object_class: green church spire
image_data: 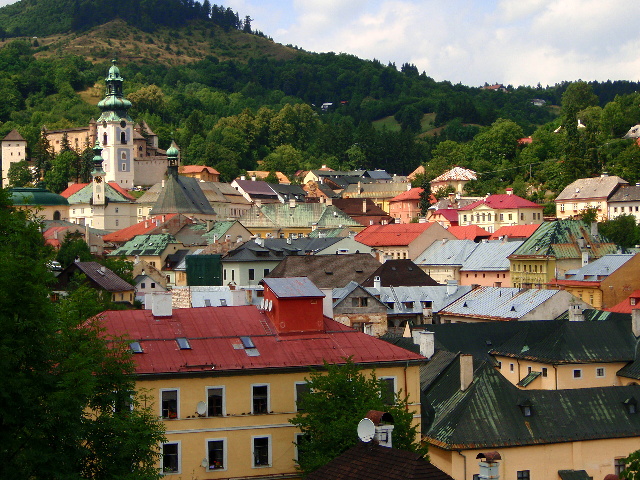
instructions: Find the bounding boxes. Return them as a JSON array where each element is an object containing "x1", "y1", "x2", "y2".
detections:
[{"x1": 97, "y1": 60, "x2": 132, "y2": 122}]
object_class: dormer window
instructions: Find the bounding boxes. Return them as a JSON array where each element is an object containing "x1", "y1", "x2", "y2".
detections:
[
  {"x1": 518, "y1": 399, "x2": 533, "y2": 417},
  {"x1": 624, "y1": 397, "x2": 637, "y2": 414}
]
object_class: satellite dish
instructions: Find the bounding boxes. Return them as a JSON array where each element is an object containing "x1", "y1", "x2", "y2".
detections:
[
  {"x1": 201, "y1": 457, "x2": 208, "y2": 468},
  {"x1": 260, "y1": 298, "x2": 265, "y2": 311},
  {"x1": 357, "y1": 418, "x2": 376, "y2": 442},
  {"x1": 196, "y1": 401, "x2": 206, "y2": 416},
  {"x1": 267, "y1": 299, "x2": 273, "y2": 311}
]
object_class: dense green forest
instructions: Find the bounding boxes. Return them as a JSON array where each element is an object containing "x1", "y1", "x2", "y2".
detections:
[{"x1": 1, "y1": 0, "x2": 640, "y2": 205}]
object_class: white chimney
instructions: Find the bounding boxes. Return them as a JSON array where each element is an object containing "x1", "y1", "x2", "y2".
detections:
[
  {"x1": 506, "y1": 188, "x2": 513, "y2": 195},
  {"x1": 255, "y1": 199, "x2": 262, "y2": 208},
  {"x1": 289, "y1": 198, "x2": 296, "y2": 208},
  {"x1": 326, "y1": 197, "x2": 333, "y2": 206},
  {"x1": 477, "y1": 452, "x2": 501, "y2": 480},
  {"x1": 419, "y1": 330, "x2": 435, "y2": 359},
  {"x1": 241, "y1": 175, "x2": 246, "y2": 180},
  {"x1": 460, "y1": 354, "x2": 473, "y2": 391},
  {"x1": 568, "y1": 302, "x2": 584, "y2": 322},
  {"x1": 362, "y1": 199, "x2": 367, "y2": 213},
  {"x1": 446, "y1": 279, "x2": 458, "y2": 295},
  {"x1": 374, "y1": 276, "x2": 381, "y2": 290},
  {"x1": 581, "y1": 251, "x2": 589, "y2": 266},
  {"x1": 150, "y1": 292, "x2": 173, "y2": 318},
  {"x1": 633, "y1": 308, "x2": 640, "y2": 337}
]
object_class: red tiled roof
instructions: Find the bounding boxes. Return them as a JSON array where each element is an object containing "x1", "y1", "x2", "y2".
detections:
[
  {"x1": 108, "y1": 182, "x2": 136, "y2": 201},
  {"x1": 60, "y1": 183, "x2": 86, "y2": 198},
  {"x1": 459, "y1": 193, "x2": 541, "y2": 211},
  {"x1": 430, "y1": 209, "x2": 459, "y2": 223},
  {"x1": 390, "y1": 187, "x2": 422, "y2": 202},
  {"x1": 355, "y1": 223, "x2": 435, "y2": 247},
  {"x1": 102, "y1": 213, "x2": 178, "y2": 243},
  {"x1": 518, "y1": 137, "x2": 533, "y2": 144},
  {"x1": 606, "y1": 290, "x2": 640, "y2": 314},
  {"x1": 447, "y1": 225, "x2": 490, "y2": 240},
  {"x1": 100, "y1": 306, "x2": 423, "y2": 375},
  {"x1": 489, "y1": 224, "x2": 541, "y2": 240},
  {"x1": 179, "y1": 165, "x2": 220, "y2": 175}
]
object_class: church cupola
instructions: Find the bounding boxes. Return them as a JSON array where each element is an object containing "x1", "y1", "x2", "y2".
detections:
[
  {"x1": 97, "y1": 60, "x2": 132, "y2": 123},
  {"x1": 91, "y1": 141, "x2": 106, "y2": 206},
  {"x1": 166, "y1": 141, "x2": 180, "y2": 178}
]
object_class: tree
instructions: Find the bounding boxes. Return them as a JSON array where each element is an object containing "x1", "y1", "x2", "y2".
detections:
[
  {"x1": 44, "y1": 150, "x2": 76, "y2": 193},
  {"x1": 419, "y1": 174, "x2": 431, "y2": 216},
  {"x1": 289, "y1": 358, "x2": 425, "y2": 475},
  {"x1": 623, "y1": 449, "x2": 640, "y2": 479},
  {"x1": 598, "y1": 214, "x2": 640, "y2": 249},
  {"x1": 0, "y1": 187, "x2": 165, "y2": 479},
  {"x1": 56, "y1": 231, "x2": 92, "y2": 268},
  {"x1": 7, "y1": 160, "x2": 33, "y2": 187}
]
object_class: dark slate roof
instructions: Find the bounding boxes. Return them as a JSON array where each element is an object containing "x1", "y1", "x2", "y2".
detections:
[
  {"x1": 558, "y1": 470, "x2": 592, "y2": 480},
  {"x1": 609, "y1": 184, "x2": 640, "y2": 203},
  {"x1": 305, "y1": 441, "x2": 453, "y2": 480},
  {"x1": 72, "y1": 261, "x2": 133, "y2": 292},
  {"x1": 262, "y1": 277, "x2": 325, "y2": 298},
  {"x1": 269, "y1": 182, "x2": 306, "y2": 201},
  {"x1": 379, "y1": 333, "x2": 421, "y2": 354},
  {"x1": 223, "y1": 237, "x2": 344, "y2": 262},
  {"x1": 419, "y1": 350, "x2": 458, "y2": 391},
  {"x1": 423, "y1": 360, "x2": 640, "y2": 448},
  {"x1": 361, "y1": 259, "x2": 440, "y2": 287},
  {"x1": 617, "y1": 357, "x2": 640, "y2": 380},
  {"x1": 266, "y1": 253, "x2": 381, "y2": 289},
  {"x1": 150, "y1": 175, "x2": 216, "y2": 215}
]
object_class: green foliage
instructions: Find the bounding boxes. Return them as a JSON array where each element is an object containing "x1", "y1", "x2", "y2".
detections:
[
  {"x1": 579, "y1": 207, "x2": 598, "y2": 224},
  {"x1": 433, "y1": 184, "x2": 456, "y2": 199},
  {"x1": 56, "y1": 231, "x2": 92, "y2": 267},
  {"x1": 7, "y1": 160, "x2": 33, "y2": 187},
  {"x1": 598, "y1": 214, "x2": 640, "y2": 249},
  {"x1": 623, "y1": 450, "x2": 640, "y2": 480},
  {"x1": 0, "y1": 187, "x2": 164, "y2": 479},
  {"x1": 289, "y1": 358, "x2": 426, "y2": 475},
  {"x1": 419, "y1": 174, "x2": 432, "y2": 215},
  {"x1": 100, "y1": 255, "x2": 135, "y2": 286}
]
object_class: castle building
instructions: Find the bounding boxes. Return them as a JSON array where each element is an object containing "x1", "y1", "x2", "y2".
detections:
[{"x1": 1, "y1": 129, "x2": 28, "y2": 187}]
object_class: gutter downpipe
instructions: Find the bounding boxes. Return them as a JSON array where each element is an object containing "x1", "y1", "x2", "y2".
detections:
[
  {"x1": 404, "y1": 361, "x2": 409, "y2": 411},
  {"x1": 553, "y1": 364, "x2": 558, "y2": 390},
  {"x1": 457, "y1": 450, "x2": 468, "y2": 480}
]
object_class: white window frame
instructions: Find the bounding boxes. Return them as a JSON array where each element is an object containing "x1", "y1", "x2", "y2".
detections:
[
  {"x1": 294, "y1": 381, "x2": 310, "y2": 412},
  {"x1": 251, "y1": 383, "x2": 270, "y2": 414},
  {"x1": 294, "y1": 432, "x2": 305, "y2": 462},
  {"x1": 161, "y1": 441, "x2": 181, "y2": 474},
  {"x1": 596, "y1": 367, "x2": 606, "y2": 378},
  {"x1": 160, "y1": 388, "x2": 179, "y2": 419},
  {"x1": 206, "y1": 385, "x2": 225, "y2": 417},
  {"x1": 379, "y1": 376, "x2": 397, "y2": 405},
  {"x1": 573, "y1": 369, "x2": 583, "y2": 379},
  {"x1": 206, "y1": 437, "x2": 227, "y2": 472},
  {"x1": 252, "y1": 434, "x2": 272, "y2": 468}
]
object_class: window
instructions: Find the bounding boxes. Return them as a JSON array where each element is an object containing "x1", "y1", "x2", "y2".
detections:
[
  {"x1": 527, "y1": 366, "x2": 532, "y2": 374},
  {"x1": 542, "y1": 367, "x2": 548, "y2": 378},
  {"x1": 352, "y1": 297, "x2": 368, "y2": 307},
  {"x1": 162, "y1": 442, "x2": 180, "y2": 474},
  {"x1": 573, "y1": 369, "x2": 582, "y2": 379},
  {"x1": 207, "y1": 387, "x2": 224, "y2": 416},
  {"x1": 115, "y1": 219, "x2": 119, "y2": 227},
  {"x1": 207, "y1": 439, "x2": 226, "y2": 471},
  {"x1": 500, "y1": 213, "x2": 504, "y2": 221},
  {"x1": 264, "y1": 268, "x2": 270, "y2": 277},
  {"x1": 115, "y1": 207, "x2": 119, "y2": 213},
  {"x1": 252, "y1": 435, "x2": 271, "y2": 467},
  {"x1": 517, "y1": 470, "x2": 530, "y2": 480},
  {"x1": 520, "y1": 213, "x2": 524, "y2": 221},
  {"x1": 510, "y1": 363, "x2": 514, "y2": 372},
  {"x1": 295, "y1": 382, "x2": 311, "y2": 412},
  {"x1": 141, "y1": 282, "x2": 146, "y2": 289},
  {"x1": 103, "y1": 133, "x2": 108, "y2": 145},
  {"x1": 380, "y1": 377, "x2": 396, "y2": 405},
  {"x1": 151, "y1": 282, "x2": 155, "y2": 289},
  {"x1": 161, "y1": 389, "x2": 178, "y2": 419},
  {"x1": 249, "y1": 269, "x2": 255, "y2": 281},
  {"x1": 120, "y1": 131, "x2": 126, "y2": 144},
  {"x1": 615, "y1": 458, "x2": 626, "y2": 476},
  {"x1": 508, "y1": 213, "x2": 513, "y2": 221},
  {"x1": 497, "y1": 361, "x2": 502, "y2": 369},
  {"x1": 252, "y1": 384, "x2": 269, "y2": 414},
  {"x1": 596, "y1": 367, "x2": 605, "y2": 378},
  {"x1": 294, "y1": 433, "x2": 307, "y2": 463}
]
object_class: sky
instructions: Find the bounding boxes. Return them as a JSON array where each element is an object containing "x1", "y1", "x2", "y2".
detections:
[{"x1": 2, "y1": 0, "x2": 640, "y2": 87}]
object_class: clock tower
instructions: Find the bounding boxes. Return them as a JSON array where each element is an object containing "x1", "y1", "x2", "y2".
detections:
[{"x1": 96, "y1": 60, "x2": 135, "y2": 188}]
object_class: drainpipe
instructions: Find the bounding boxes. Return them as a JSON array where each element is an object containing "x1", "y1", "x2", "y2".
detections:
[
  {"x1": 404, "y1": 361, "x2": 409, "y2": 412},
  {"x1": 553, "y1": 364, "x2": 558, "y2": 390},
  {"x1": 458, "y1": 450, "x2": 468, "y2": 480}
]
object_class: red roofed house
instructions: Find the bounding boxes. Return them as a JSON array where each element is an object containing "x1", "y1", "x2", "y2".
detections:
[
  {"x1": 356, "y1": 222, "x2": 456, "y2": 262},
  {"x1": 389, "y1": 187, "x2": 427, "y2": 223},
  {"x1": 102, "y1": 213, "x2": 187, "y2": 247},
  {"x1": 100, "y1": 277, "x2": 424, "y2": 478},
  {"x1": 178, "y1": 165, "x2": 220, "y2": 182},
  {"x1": 427, "y1": 209, "x2": 459, "y2": 228},
  {"x1": 446, "y1": 225, "x2": 491, "y2": 242},
  {"x1": 608, "y1": 289, "x2": 640, "y2": 314},
  {"x1": 458, "y1": 189, "x2": 544, "y2": 233},
  {"x1": 489, "y1": 224, "x2": 540, "y2": 241}
]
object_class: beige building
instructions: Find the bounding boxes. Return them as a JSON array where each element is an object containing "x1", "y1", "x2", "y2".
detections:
[
  {"x1": 555, "y1": 174, "x2": 628, "y2": 221},
  {"x1": 430, "y1": 166, "x2": 476, "y2": 194}
]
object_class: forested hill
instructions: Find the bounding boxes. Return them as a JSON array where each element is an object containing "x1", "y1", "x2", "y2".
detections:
[{"x1": 0, "y1": 0, "x2": 253, "y2": 37}]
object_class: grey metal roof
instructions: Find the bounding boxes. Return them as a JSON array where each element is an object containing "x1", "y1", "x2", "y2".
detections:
[
  {"x1": 555, "y1": 175, "x2": 628, "y2": 201},
  {"x1": 609, "y1": 184, "x2": 640, "y2": 203},
  {"x1": 150, "y1": 175, "x2": 216, "y2": 215},
  {"x1": 262, "y1": 277, "x2": 325, "y2": 298},
  {"x1": 439, "y1": 287, "x2": 562, "y2": 321},
  {"x1": 414, "y1": 239, "x2": 478, "y2": 266},
  {"x1": 460, "y1": 240, "x2": 523, "y2": 271},
  {"x1": 561, "y1": 253, "x2": 634, "y2": 281}
]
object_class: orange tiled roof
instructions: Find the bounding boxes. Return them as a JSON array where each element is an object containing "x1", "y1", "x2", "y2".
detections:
[
  {"x1": 489, "y1": 224, "x2": 541, "y2": 240},
  {"x1": 102, "y1": 214, "x2": 178, "y2": 243},
  {"x1": 447, "y1": 225, "x2": 491, "y2": 240},
  {"x1": 355, "y1": 223, "x2": 435, "y2": 246},
  {"x1": 179, "y1": 165, "x2": 220, "y2": 175},
  {"x1": 390, "y1": 187, "x2": 423, "y2": 202}
]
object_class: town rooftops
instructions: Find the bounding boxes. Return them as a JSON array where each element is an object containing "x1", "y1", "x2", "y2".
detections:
[
  {"x1": 551, "y1": 254, "x2": 634, "y2": 284},
  {"x1": 608, "y1": 184, "x2": 640, "y2": 203},
  {"x1": 178, "y1": 165, "x2": 220, "y2": 175},
  {"x1": 61, "y1": 182, "x2": 136, "y2": 203},
  {"x1": 239, "y1": 203, "x2": 361, "y2": 229},
  {"x1": 556, "y1": 175, "x2": 628, "y2": 201},
  {"x1": 100, "y1": 305, "x2": 424, "y2": 375},
  {"x1": 102, "y1": 214, "x2": 180, "y2": 243},
  {"x1": 447, "y1": 225, "x2": 491, "y2": 241},
  {"x1": 355, "y1": 223, "x2": 438, "y2": 247},
  {"x1": 459, "y1": 193, "x2": 541, "y2": 210},
  {"x1": 68, "y1": 261, "x2": 133, "y2": 292},
  {"x1": 109, "y1": 233, "x2": 179, "y2": 257},
  {"x1": 414, "y1": 239, "x2": 477, "y2": 267},
  {"x1": 460, "y1": 240, "x2": 523, "y2": 272},
  {"x1": 489, "y1": 224, "x2": 540, "y2": 240},
  {"x1": 390, "y1": 187, "x2": 423, "y2": 202},
  {"x1": 361, "y1": 259, "x2": 439, "y2": 287},
  {"x1": 150, "y1": 175, "x2": 215, "y2": 216}
]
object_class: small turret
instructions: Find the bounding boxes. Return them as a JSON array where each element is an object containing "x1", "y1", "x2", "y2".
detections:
[
  {"x1": 91, "y1": 141, "x2": 106, "y2": 206},
  {"x1": 97, "y1": 60, "x2": 132, "y2": 122},
  {"x1": 166, "y1": 141, "x2": 179, "y2": 178}
]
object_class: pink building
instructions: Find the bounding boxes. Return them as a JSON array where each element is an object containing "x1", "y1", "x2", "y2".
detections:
[{"x1": 389, "y1": 187, "x2": 426, "y2": 223}]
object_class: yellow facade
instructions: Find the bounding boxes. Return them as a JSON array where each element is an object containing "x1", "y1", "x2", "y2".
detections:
[
  {"x1": 429, "y1": 438, "x2": 637, "y2": 480},
  {"x1": 139, "y1": 364, "x2": 422, "y2": 478},
  {"x1": 458, "y1": 204, "x2": 544, "y2": 234},
  {"x1": 509, "y1": 257, "x2": 555, "y2": 288}
]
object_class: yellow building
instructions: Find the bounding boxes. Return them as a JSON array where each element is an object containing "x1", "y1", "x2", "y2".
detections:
[
  {"x1": 101, "y1": 278, "x2": 424, "y2": 478},
  {"x1": 555, "y1": 174, "x2": 628, "y2": 221},
  {"x1": 423, "y1": 355, "x2": 640, "y2": 480}
]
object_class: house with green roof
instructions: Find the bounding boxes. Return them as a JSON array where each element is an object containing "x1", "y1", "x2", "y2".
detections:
[
  {"x1": 508, "y1": 220, "x2": 618, "y2": 288},
  {"x1": 422, "y1": 356, "x2": 640, "y2": 480},
  {"x1": 9, "y1": 186, "x2": 69, "y2": 221},
  {"x1": 237, "y1": 202, "x2": 363, "y2": 239}
]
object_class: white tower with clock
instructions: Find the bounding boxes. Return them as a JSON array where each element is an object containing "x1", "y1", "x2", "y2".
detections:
[{"x1": 96, "y1": 60, "x2": 135, "y2": 188}]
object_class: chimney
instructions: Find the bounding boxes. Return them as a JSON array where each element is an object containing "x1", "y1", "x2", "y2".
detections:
[
  {"x1": 365, "y1": 411, "x2": 395, "y2": 448},
  {"x1": 460, "y1": 354, "x2": 473, "y2": 391},
  {"x1": 601, "y1": 172, "x2": 609, "y2": 177},
  {"x1": 591, "y1": 221, "x2": 598, "y2": 237},
  {"x1": 161, "y1": 179, "x2": 165, "y2": 188},
  {"x1": 289, "y1": 198, "x2": 296, "y2": 208},
  {"x1": 407, "y1": 183, "x2": 412, "y2": 191},
  {"x1": 150, "y1": 292, "x2": 173, "y2": 318},
  {"x1": 362, "y1": 199, "x2": 367, "y2": 213},
  {"x1": 241, "y1": 175, "x2": 246, "y2": 180},
  {"x1": 582, "y1": 251, "x2": 589, "y2": 266},
  {"x1": 144, "y1": 221, "x2": 148, "y2": 228},
  {"x1": 326, "y1": 197, "x2": 333, "y2": 206},
  {"x1": 568, "y1": 302, "x2": 584, "y2": 322},
  {"x1": 633, "y1": 308, "x2": 640, "y2": 337},
  {"x1": 251, "y1": 175, "x2": 256, "y2": 181},
  {"x1": 446, "y1": 279, "x2": 458, "y2": 295},
  {"x1": 477, "y1": 452, "x2": 501, "y2": 480},
  {"x1": 419, "y1": 330, "x2": 435, "y2": 359},
  {"x1": 286, "y1": 236, "x2": 292, "y2": 245},
  {"x1": 448, "y1": 192, "x2": 455, "y2": 203},
  {"x1": 373, "y1": 276, "x2": 381, "y2": 290},
  {"x1": 506, "y1": 188, "x2": 513, "y2": 195}
]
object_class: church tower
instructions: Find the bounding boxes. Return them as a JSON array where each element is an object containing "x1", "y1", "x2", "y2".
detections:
[
  {"x1": 96, "y1": 60, "x2": 135, "y2": 188},
  {"x1": 91, "y1": 141, "x2": 107, "y2": 230}
]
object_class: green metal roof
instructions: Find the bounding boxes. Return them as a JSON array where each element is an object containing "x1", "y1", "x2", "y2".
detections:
[
  {"x1": 109, "y1": 233, "x2": 178, "y2": 257},
  {"x1": 97, "y1": 60, "x2": 132, "y2": 122},
  {"x1": 65, "y1": 183, "x2": 131, "y2": 204},
  {"x1": 423, "y1": 359, "x2": 640, "y2": 449},
  {"x1": 10, "y1": 187, "x2": 69, "y2": 206},
  {"x1": 517, "y1": 370, "x2": 541, "y2": 387},
  {"x1": 510, "y1": 220, "x2": 618, "y2": 259},
  {"x1": 558, "y1": 470, "x2": 592, "y2": 480}
]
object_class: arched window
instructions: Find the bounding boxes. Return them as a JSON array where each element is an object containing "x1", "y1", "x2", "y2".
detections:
[
  {"x1": 120, "y1": 132, "x2": 126, "y2": 144},
  {"x1": 53, "y1": 211, "x2": 61, "y2": 220},
  {"x1": 103, "y1": 133, "x2": 108, "y2": 145}
]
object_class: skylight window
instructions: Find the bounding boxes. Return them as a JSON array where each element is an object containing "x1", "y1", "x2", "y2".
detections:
[
  {"x1": 176, "y1": 338, "x2": 191, "y2": 350},
  {"x1": 240, "y1": 336, "x2": 256, "y2": 349},
  {"x1": 129, "y1": 341, "x2": 143, "y2": 353}
]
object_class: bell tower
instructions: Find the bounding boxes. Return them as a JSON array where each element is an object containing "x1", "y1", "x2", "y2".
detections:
[
  {"x1": 91, "y1": 141, "x2": 107, "y2": 230},
  {"x1": 96, "y1": 60, "x2": 135, "y2": 188}
]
